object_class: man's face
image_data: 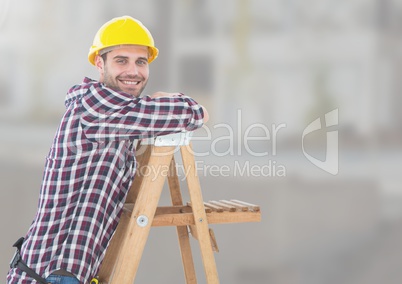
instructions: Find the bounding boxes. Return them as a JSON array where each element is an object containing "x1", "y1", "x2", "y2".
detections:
[{"x1": 96, "y1": 45, "x2": 150, "y2": 97}]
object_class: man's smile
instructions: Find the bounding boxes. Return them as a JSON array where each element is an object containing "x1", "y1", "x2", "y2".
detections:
[{"x1": 120, "y1": 80, "x2": 141, "y2": 85}]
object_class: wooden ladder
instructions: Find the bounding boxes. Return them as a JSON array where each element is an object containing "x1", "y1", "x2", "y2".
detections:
[{"x1": 97, "y1": 132, "x2": 261, "y2": 284}]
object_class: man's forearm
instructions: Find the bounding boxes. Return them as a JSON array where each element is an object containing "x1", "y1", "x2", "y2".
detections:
[{"x1": 150, "y1": 92, "x2": 209, "y2": 123}]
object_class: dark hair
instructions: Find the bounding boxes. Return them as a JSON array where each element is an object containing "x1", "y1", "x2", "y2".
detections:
[{"x1": 101, "y1": 53, "x2": 108, "y2": 63}]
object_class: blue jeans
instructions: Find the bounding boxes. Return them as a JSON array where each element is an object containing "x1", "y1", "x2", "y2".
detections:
[{"x1": 46, "y1": 274, "x2": 80, "y2": 284}]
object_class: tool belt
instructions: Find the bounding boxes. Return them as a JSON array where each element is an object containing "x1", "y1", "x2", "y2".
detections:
[{"x1": 10, "y1": 237, "x2": 48, "y2": 284}]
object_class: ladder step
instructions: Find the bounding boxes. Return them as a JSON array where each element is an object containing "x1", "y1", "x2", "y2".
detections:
[
  {"x1": 204, "y1": 202, "x2": 225, "y2": 212},
  {"x1": 226, "y1": 199, "x2": 260, "y2": 212},
  {"x1": 218, "y1": 200, "x2": 249, "y2": 212},
  {"x1": 186, "y1": 202, "x2": 213, "y2": 213},
  {"x1": 208, "y1": 200, "x2": 237, "y2": 212},
  {"x1": 122, "y1": 199, "x2": 261, "y2": 227},
  {"x1": 186, "y1": 200, "x2": 260, "y2": 213}
]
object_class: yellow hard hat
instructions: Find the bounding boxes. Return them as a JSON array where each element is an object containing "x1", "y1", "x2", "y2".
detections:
[{"x1": 88, "y1": 16, "x2": 159, "y2": 65}]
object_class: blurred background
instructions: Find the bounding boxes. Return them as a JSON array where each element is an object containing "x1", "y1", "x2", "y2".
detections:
[{"x1": 1, "y1": 0, "x2": 402, "y2": 283}]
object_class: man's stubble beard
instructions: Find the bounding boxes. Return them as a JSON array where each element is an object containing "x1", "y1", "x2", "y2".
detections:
[{"x1": 103, "y1": 68, "x2": 148, "y2": 98}]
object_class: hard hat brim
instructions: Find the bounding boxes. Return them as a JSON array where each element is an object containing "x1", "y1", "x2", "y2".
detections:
[{"x1": 88, "y1": 44, "x2": 159, "y2": 65}]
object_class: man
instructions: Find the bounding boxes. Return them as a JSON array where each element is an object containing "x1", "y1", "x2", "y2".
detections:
[{"x1": 7, "y1": 16, "x2": 208, "y2": 284}]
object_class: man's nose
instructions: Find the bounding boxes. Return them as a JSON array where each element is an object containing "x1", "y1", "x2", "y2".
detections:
[{"x1": 125, "y1": 63, "x2": 139, "y2": 77}]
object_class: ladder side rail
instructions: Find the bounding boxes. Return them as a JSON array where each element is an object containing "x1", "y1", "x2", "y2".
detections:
[
  {"x1": 109, "y1": 145, "x2": 175, "y2": 283},
  {"x1": 181, "y1": 144, "x2": 220, "y2": 284},
  {"x1": 167, "y1": 157, "x2": 198, "y2": 284}
]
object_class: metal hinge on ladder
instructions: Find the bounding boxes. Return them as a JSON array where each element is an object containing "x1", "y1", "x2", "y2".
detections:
[{"x1": 141, "y1": 131, "x2": 192, "y2": 146}]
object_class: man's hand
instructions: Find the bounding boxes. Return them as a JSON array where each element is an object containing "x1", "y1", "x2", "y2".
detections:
[{"x1": 150, "y1": 92, "x2": 181, "y2": 99}]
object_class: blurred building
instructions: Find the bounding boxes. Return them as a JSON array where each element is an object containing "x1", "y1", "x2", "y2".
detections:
[{"x1": 1, "y1": 0, "x2": 402, "y2": 137}]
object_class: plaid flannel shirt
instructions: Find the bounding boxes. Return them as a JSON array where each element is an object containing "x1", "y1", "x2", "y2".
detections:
[{"x1": 7, "y1": 77, "x2": 204, "y2": 283}]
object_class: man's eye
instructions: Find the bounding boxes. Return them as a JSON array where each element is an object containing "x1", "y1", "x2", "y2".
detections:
[
  {"x1": 116, "y1": 59, "x2": 127, "y2": 64},
  {"x1": 137, "y1": 60, "x2": 147, "y2": 65}
]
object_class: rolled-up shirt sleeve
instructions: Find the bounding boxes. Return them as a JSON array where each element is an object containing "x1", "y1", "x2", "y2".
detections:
[{"x1": 80, "y1": 83, "x2": 204, "y2": 141}]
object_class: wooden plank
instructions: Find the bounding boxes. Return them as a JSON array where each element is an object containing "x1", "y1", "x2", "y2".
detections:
[
  {"x1": 188, "y1": 202, "x2": 212, "y2": 213},
  {"x1": 122, "y1": 203, "x2": 262, "y2": 226},
  {"x1": 109, "y1": 145, "x2": 175, "y2": 284},
  {"x1": 230, "y1": 200, "x2": 260, "y2": 212},
  {"x1": 125, "y1": 142, "x2": 152, "y2": 203},
  {"x1": 209, "y1": 200, "x2": 237, "y2": 212},
  {"x1": 98, "y1": 207, "x2": 130, "y2": 282},
  {"x1": 209, "y1": 229, "x2": 219, "y2": 253},
  {"x1": 204, "y1": 202, "x2": 224, "y2": 213},
  {"x1": 152, "y1": 211, "x2": 261, "y2": 227},
  {"x1": 190, "y1": 226, "x2": 219, "y2": 253},
  {"x1": 219, "y1": 200, "x2": 248, "y2": 212},
  {"x1": 155, "y1": 205, "x2": 192, "y2": 215},
  {"x1": 167, "y1": 157, "x2": 198, "y2": 284},
  {"x1": 189, "y1": 225, "x2": 198, "y2": 240},
  {"x1": 98, "y1": 142, "x2": 152, "y2": 282},
  {"x1": 123, "y1": 203, "x2": 262, "y2": 226},
  {"x1": 181, "y1": 144, "x2": 220, "y2": 284},
  {"x1": 125, "y1": 204, "x2": 193, "y2": 215}
]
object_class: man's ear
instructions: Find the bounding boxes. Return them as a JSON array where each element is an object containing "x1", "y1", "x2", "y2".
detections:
[{"x1": 95, "y1": 55, "x2": 105, "y2": 76}]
